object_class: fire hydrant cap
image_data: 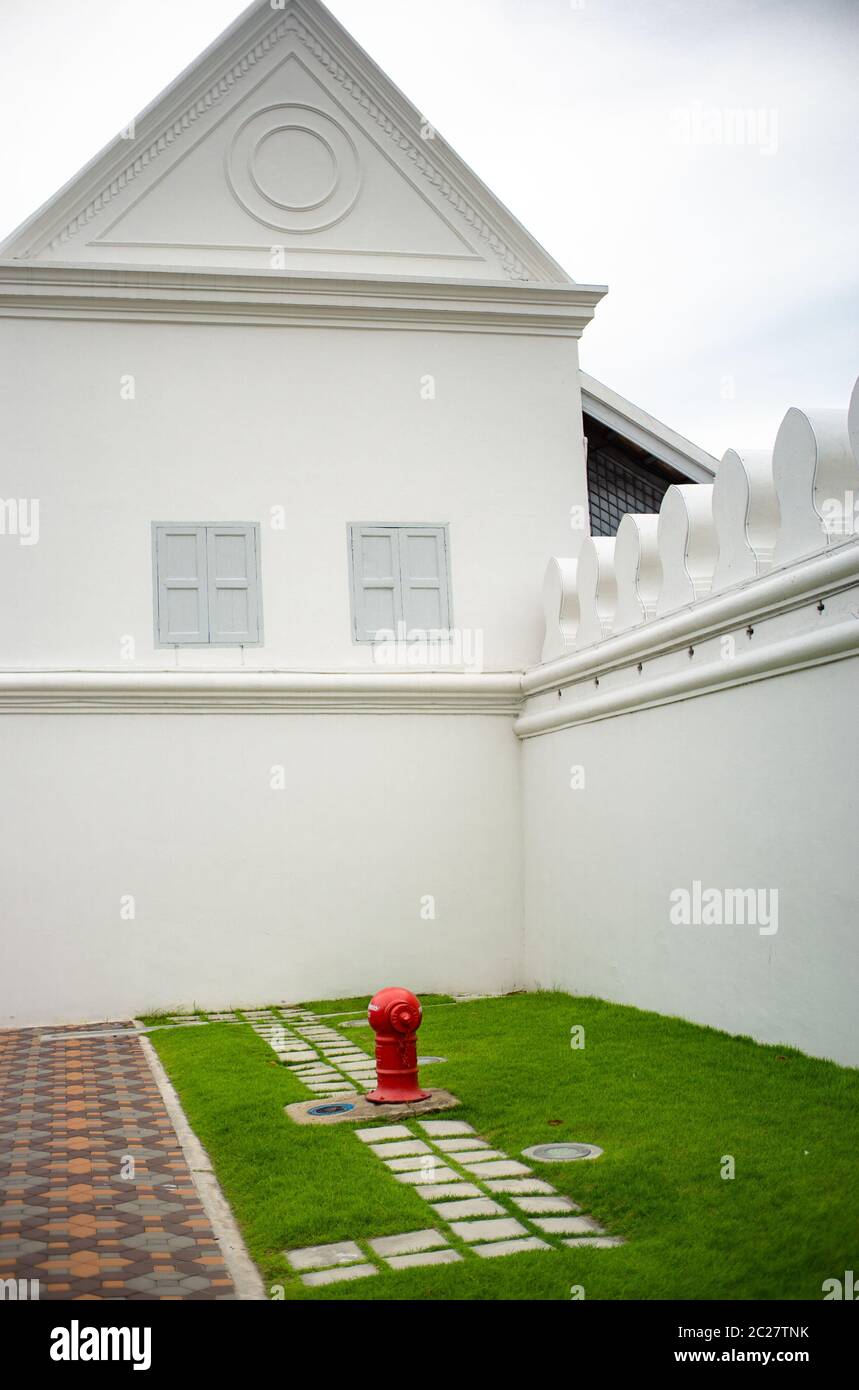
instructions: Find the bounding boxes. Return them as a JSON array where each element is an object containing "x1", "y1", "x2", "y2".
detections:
[{"x1": 367, "y1": 987, "x2": 423, "y2": 1034}]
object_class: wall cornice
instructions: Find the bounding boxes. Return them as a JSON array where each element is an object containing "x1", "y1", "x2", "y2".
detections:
[
  {"x1": 525, "y1": 539, "x2": 859, "y2": 697},
  {"x1": 516, "y1": 540, "x2": 859, "y2": 738},
  {"x1": 0, "y1": 262, "x2": 606, "y2": 334},
  {"x1": 516, "y1": 620, "x2": 859, "y2": 739},
  {"x1": 0, "y1": 670, "x2": 523, "y2": 716}
]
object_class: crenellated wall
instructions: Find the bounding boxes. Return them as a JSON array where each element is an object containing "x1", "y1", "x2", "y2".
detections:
[
  {"x1": 522, "y1": 376, "x2": 859, "y2": 1067},
  {"x1": 541, "y1": 378, "x2": 859, "y2": 666}
]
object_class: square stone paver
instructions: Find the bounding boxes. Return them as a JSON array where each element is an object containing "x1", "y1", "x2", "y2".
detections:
[
  {"x1": 432, "y1": 1138, "x2": 491, "y2": 1153},
  {"x1": 301, "y1": 1263, "x2": 378, "y2": 1287},
  {"x1": 535, "y1": 1215, "x2": 606, "y2": 1235},
  {"x1": 385, "y1": 1156, "x2": 439, "y2": 1172},
  {"x1": 432, "y1": 1198, "x2": 506, "y2": 1219},
  {"x1": 418, "y1": 1121, "x2": 475, "y2": 1137},
  {"x1": 368, "y1": 1229, "x2": 449, "y2": 1257},
  {"x1": 286, "y1": 1240, "x2": 364, "y2": 1272},
  {"x1": 459, "y1": 1160, "x2": 532, "y2": 1178},
  {"x1": 449, "y1": 1217, "x2": 527, "y2": 1243},
  {"x1": 368, "y1": 1141, "x2": 430, "y2": 1159},
  {"x1": 415, "y1": 1182, "x2": 482, "y2": 1200},
  {"x1": 513, "y1": 1196, "x2": 580, "y2": 1214},
  {"x1": 355, "y1": 1125, "x2": 413, "y2": 1143},
  {"x1": 444, "y1": 1148, "x2": 506, "y2": 1164},
  {"x1": 386, "y1": 1249, "x2": 463, "y2": 1271},
  {"x1": 472, "y1": 1237, "x2": 551, "y2": 1258},
  {"x1": 486, "y1": 1178, "x2": 555, "y2": 1195},
  {"x1": 563, "y1": 1236, "x2": 625, "y2": 1249},
  {"x1": 396, "y1": 1165, "x2": 461, "y2": 1185}
]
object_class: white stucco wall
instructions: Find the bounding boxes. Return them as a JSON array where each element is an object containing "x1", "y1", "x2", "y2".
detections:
[
  {"x1": 0, "y1": 712, "x2": 522, "y2": 1027},
  {"x1": 521, "y1": 659, "x2": 859, "y2": 1067},
  {"x1": 0, "y1": 315, "x2": 585, "y2": 673}
]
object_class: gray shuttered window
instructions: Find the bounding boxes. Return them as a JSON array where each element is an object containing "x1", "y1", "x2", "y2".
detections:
[
  {"x1": 155, "y1": 525, "x2": 209, "y2": 645},
  {"x1": 153, "y1": 523, "x2": 262, "y2": 646},
  {"x1": 349, "y1": 524, "x2": 451, "y2": 641}
]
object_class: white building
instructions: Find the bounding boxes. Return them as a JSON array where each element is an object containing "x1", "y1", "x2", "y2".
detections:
[{"x1": 1, "y1": 0, "x2": 857, "y2": 1067}]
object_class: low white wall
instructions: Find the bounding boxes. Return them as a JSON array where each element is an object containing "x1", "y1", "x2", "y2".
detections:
[
  {"x1": 0, "y1": 712, "x2": 523, "y2": 1026},
  {"x1": 522, "y1": 658, "x2": 859, "y2": 1067}
]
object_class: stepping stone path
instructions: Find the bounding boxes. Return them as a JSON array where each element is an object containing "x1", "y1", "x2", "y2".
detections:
[
  {"x1": 156, "y1": 1007, "x2": 628, "y2": 1284},
  {"x1": 181, "y1": 1006, "x2": 381, "y2": 1098},
  {"x1": 284, "y1": 1117, "x2": 625, "y2": 1285}
]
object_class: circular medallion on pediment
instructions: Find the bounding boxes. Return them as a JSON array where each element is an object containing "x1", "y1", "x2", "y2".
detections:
[{"x1": 227, "y1": 103, "x2": 361, "y2": 232}]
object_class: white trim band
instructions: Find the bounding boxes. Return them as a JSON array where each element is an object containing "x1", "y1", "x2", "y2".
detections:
[
  {"x1": 515, "y1": 619, "x2": 859, "y2": 739},
  {"x1": 523, "y1": 538, "x2": 859, "y2": 697},
  {"x1": 0, "y1": 263, "x2": 607, "y2": 336},
  {"x1": 0, "y1": 669, "x2": 523, "y2": 715}
]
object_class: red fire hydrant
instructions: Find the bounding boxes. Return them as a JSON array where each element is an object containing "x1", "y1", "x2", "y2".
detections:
[{"x1": 366, "y1": 987, "x2": 431, "y2": 1104}]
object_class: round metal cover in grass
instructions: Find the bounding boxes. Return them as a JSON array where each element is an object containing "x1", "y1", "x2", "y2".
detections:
[
  {"x1": 418, "y1": 1056, "x2": 447, "y2": 1065},
  {"x1": 522, "y1": 1142, "x2": 603, "y2": 1162},
  {"x1": 308, "y1": 1102, "x2": 356, "y2": 1117}
]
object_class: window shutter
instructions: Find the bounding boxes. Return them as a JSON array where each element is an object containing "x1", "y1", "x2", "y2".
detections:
[
  {"x1": 398, "y1": 526, "x2": 450, "y2": 634},
  {"x1": 155, "y1": 525, "x2": 209, "y2": 644},
  {"x1": 351, "y1": 526, "x2": 403, "y2": 641},
  {"x1": 206, "y1": 525, "x2": 260, "y2": 645}
]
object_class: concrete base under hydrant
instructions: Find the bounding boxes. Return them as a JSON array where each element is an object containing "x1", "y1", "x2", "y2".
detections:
[{"x1": 285, "y1": 1089, "x2": 461, "y2": 1126}]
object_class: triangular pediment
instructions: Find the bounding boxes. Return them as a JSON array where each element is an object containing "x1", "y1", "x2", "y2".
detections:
[{"x1": 1, "y1": 0, "x2": 571, "y2": 284}]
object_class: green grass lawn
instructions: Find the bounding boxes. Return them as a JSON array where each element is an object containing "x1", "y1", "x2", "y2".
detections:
[{"x1": 146, "y1": 992, "x2": 859, "y2": 1301}]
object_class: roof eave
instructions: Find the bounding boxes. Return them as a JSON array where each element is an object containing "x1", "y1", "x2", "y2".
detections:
[{"x1": 580, "y1": 371, "x2": 718, "y2": 482}]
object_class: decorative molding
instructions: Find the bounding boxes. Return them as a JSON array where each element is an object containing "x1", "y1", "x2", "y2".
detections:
[
  {"x1": 48, "y1": 21, "x2": 294, "y2": 254},
  {"x1": 286, "y1": 12, "x2": 532, "y2": 281},
  {"x1": 0, "y1": 670, "x2": 523, "y2": 716},
  {"x1": 656, "y1": 483, "x2": 718, "y2": 617},
  {"x1": 527, "y1": 536, "x2": 859, "y2": 698},
  {"x1": 0, "y1": 262, "x2": 606, "y2": 335},
  {"x1": 18, "y1": 2, "x2": 550, "y2": 283},
  {"x1": 519, "y1": 538, "x2": 859, "y2": 738},
  {"x1": 772, "y1": 406, "x2": 857, "y2": 566},
  {"x1": 613, "y1": 513, "x2": 662, "y2": 632},
  {"x1": 516, "y1": 617, "x2": 859, "y2": 740},
  {"x1": 541, "y1": 558, "x2": 579, "y2": 662},
  {"x1": 226, "y1": 102, "x2": 362, "y2": 233},
  {"x1": 711, "y1": 447, "x2": 778, "y2": 592},
  {"x1": 574, "y1": 538, "x2": 617, "y2": 648},
  {"x1": 541, "y1": 375, "x2": 859, "y2": 673}
]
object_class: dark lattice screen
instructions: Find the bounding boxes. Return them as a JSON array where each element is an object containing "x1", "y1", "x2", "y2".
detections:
[{"x1": 588, "y1": 447, "x2": 672, "y2": 538}]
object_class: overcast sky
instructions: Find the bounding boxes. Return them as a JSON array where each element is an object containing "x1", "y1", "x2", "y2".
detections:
[{"x1": 1, "y1": 0, "x2": 856, "y2": 456}]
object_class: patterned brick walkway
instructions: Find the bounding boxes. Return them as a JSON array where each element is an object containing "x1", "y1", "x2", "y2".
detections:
[{"x1": 0, "y1": 1022, "x2": 235, "y2": 1300}]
